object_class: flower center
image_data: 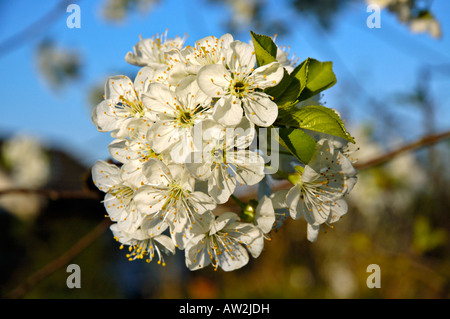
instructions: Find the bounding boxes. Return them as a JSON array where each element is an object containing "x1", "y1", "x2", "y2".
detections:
[
  {"x1": 161, "y1": 182, "x2": 188, "y2": 211},
  {"x1": 194, "y1": 46, "x2": 219, "y2": 65},
  {"x1": 110, "y1": 185, "x2": 134, "y2": 201},
  {"x1": 119, "y1": 95, "x2": 145, "y2": 117},
  {"x1": 178, "y1": 110, "x2": 194, "y2": 125},
  {"x1": 230, "y1": 80, "x2": 249, "y2": 98}
]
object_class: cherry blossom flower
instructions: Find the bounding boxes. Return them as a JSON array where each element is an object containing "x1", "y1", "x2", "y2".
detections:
[
  {"x1": 167, "y1": 33, "x2": 233, "y2": 85},
  {"x1": 111, "y1": 219, "x2": 175, "y2": 266},
  {"x1": 197, "y1": 40, "x2": 284, "y2": 127},
  {"x1": 91, "y1": 67, "x2": 158, "y2": 138},
  {"x1": 125, "y1": 30, "x2": 186, "y2": 69},
  {"x1": 92, "y1": 160, "x2": 147, "y2": 232},
  {"x1": 133, "y1": 159, "x2": 216, "y2": 247},
  {"x1": 142, "y1": 76, "x2": 212, "y2": 162},
  {"x1": 285, "y1": 139, "x2": 358, "y2": 241},
  {"x1": 186, "y1": 117, "x2": 265, "y2": 203},
  {"x1": 184, "y1": 212, "x2": 264, "y2": 271}
]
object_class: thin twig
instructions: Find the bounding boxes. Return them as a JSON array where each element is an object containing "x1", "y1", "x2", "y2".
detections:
[
  {"x1": 354, "y1": 130, "x2": 450, "y2": 170},
  {"x1": 3, "y1": 218, "x2": 112, "y2": 299},
  {"x1": 0, "y1": 0, "x2": 74, "y2": 58}
]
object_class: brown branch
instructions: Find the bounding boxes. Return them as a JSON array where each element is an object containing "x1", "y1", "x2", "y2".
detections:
[
  {"x1": 3, "y1": 218, "x2": 112, "y2": 299},
  {"x1": 354, "y1": 130, "x2": 450, "y2": 171}
]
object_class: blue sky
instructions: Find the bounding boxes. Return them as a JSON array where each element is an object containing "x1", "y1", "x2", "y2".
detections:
[{"x1": 0, "y1": 0, "x2": 449, "y2": 167}]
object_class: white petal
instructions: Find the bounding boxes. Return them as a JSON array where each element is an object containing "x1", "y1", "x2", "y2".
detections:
[
  {"x1": 329, "y1": 199, "x2": 348, "y2": 223},
  {"x1": 176, "y1": 75, "x2": 211, "y2": 108},
  {"x1": 188, "y1": 191, "x2": 217, "y2": 215},
  {"x1": 245, "y1": 233, "x2": 265, "y2": 259},
  {"x1": 228, "y1": 150, "x2": 265, "y2": 186},
  {"x1": 285, "y1": 184, "x2": 303, "y2": 220},
  {"x1": 307, "y1": 224, "x2": 320, "y2": 242},
  {"x1": 140, "y1": 213, "x2": 170, "y2": 236},
  {"x1": 185, "y1": 234, "x2": 211, "y2": 270},
  {"x1": 120, "y1": 159, "x2": 148, "y2": 188},
  {"x1": 217, "y1": 243, "x2": 249, "y2": 271},
  {"x1": 227, "y1": 40, "x2": 256, "y2": 74},
  {"x1": 255, "y1": 195, "x2": 276, "y2": 234},
  {"x1": 229, "y1": 116, "x2": 256, "y2": 150},
  {"x1": 141, "y1": 83, "x2": 177, "y2": 116},
  {"x1": 167, "y1": 61, "x2": 190, "y2": 85},
  {"x1": 142, "y1": 158, "x2": 171, "y2": 186},
  {"x1": 103, "y1": 192, "x2": 128, "y2": 221},
  {"x1": 242, "y1": 91, "x2": 278, "y2": 127},
  {"x1": 105, "y1": 75, "x2": 135, "y2": 102},
  {"x1": 227, "y1": 221, "x2": 264, "y2": 258},
  {"x1": 251, "y1": 62, "x2": 284, "y2": 89},
  {"x1": 167, "y1": 131, "x2": 195, "y2": 164},
  {"x1": 189, "y1": 211, "x2": 215, "y2": 234},
  {"x1": 91, "y1": 100, "x2": 120, "y2": 133},
  {"x1": 186, "y1": 152, "x2": 214, "y2": 180},
  {"x1": 154, "y1": 234, "x2": 176, "y2": 255},
  {"x1": 133, "y1": 66, "x2": 156, "y2": 95},
  {"x1": 197, "y1": 64, "x2": 230, "y2": 97},
  {"x1": 150, "y1": 120, "x2": 180, "y2": 154},
  {"x1": 211, "y1": 212, "x2": 240, "y2": 235},
  {"x1": 212, "y1": 96, "x2": 244, "y2": 127},
  {"x1": 208, "y1": 165, "x2": 236, "y2": 204},
  {"x1": 218, "y1": 33, "x2": 234, "y2": 51},
  {"x1": 108, "y1": 139, "x2": 130, "y2": 163},
  {"x1": 302, "y1": 193, "x2": 329, "y2": 225},
  {"x1": 133, "y1": 185, "x2": 167, "y2": 215},
  {"x1": 91, "y1": 160, "x2": 121, "y2": 191},
  {"x1": 270, "y1": 189, "x2": 289, "y2": 210}
]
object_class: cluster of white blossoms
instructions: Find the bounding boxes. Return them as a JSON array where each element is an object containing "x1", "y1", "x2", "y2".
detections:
[{"x1": 91, "y1": 30, "x2": 358, "y2": 271}]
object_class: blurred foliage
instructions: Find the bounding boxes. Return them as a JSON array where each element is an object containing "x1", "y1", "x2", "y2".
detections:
[
  {"x1": 291, "y1": 0, "x2": 357, "y2": 30},
  {"x1": 369, "y1": 0, "x2": 442, "y2": 38},
  {"x1": 207, "y1": 0, "x2": 289, "y2": 37},
  {"x1": 36, "y1": 39, "x2": 82, "y2": 90},
  {"x1": 100, "y1": 0, "x2": 161, "y2": 21}
]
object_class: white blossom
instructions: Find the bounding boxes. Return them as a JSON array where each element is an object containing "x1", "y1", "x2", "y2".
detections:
[
  {"x1": 89, "y1": 30, "x2": 359, "y2": 271},
  {"x1": 125, "y1": 30, "x2": 186, "y2": 69},
  {"x1": 92, "y1": 160, "x2": 147, "y2": 232},
  {"x1": 111, "y1": 219, "x2": 175, "y2": 266},
  {"x1": 285, "y1": 139, "x2": 358, "y2": 242},
  {"x1": 253, "y1": 195, "x2": 276, "y2": 234},
  {"x1": 142, "y1": 76, "x2": 212, "y2": 162},
  {"x1": 184, "y1": 212, "x2": 264, "y2": 271},
  {"x1": 186, "y1": 117, "x2": 265, "y2": 203},
  {"x1": 107, "y1": 119, "x2": 164, "y2": 185},
  {"x1": 91, "y1": 67, "x2": 158, "y2": 138},
  {"x1": 197, "y1": 40, "x2": 284, "y2": 127},
  {"x1": 167, "y1": 33, "x2": 233, "y2": 85},
  {"x1": 133, "y1": 158, "x2": 216, "y2": 247}
]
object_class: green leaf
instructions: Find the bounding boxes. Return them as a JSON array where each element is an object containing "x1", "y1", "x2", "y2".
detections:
[
  {"x1": 267, "y1": 58, "x2": 311, "y2": 110},
  {"x1": 292, "y1": 58, "x2": 309, "y2": 93},
  {"x1": 274, "y1": 127, "x2": 316, "y2": 165},
  {"x1": 298, "y1": 58, "x2": 337, "y2": 101},
  {"x1": 250, "y1": 31, "x2": 277, "y2": 67},
  {"x1": 264, "y1": 68, "x2": 300, "y2": 108},
  {"x1": 276, "y1": 105, "x2": 355, "y2": 143},
  {"x1": 274, "y1": 59, "x2": 310, "y2": 108}
]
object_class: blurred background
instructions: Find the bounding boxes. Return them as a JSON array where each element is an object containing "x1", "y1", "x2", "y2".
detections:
[{"x1": 0, "y1": 0, "x2": 449, "y2": 299}]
